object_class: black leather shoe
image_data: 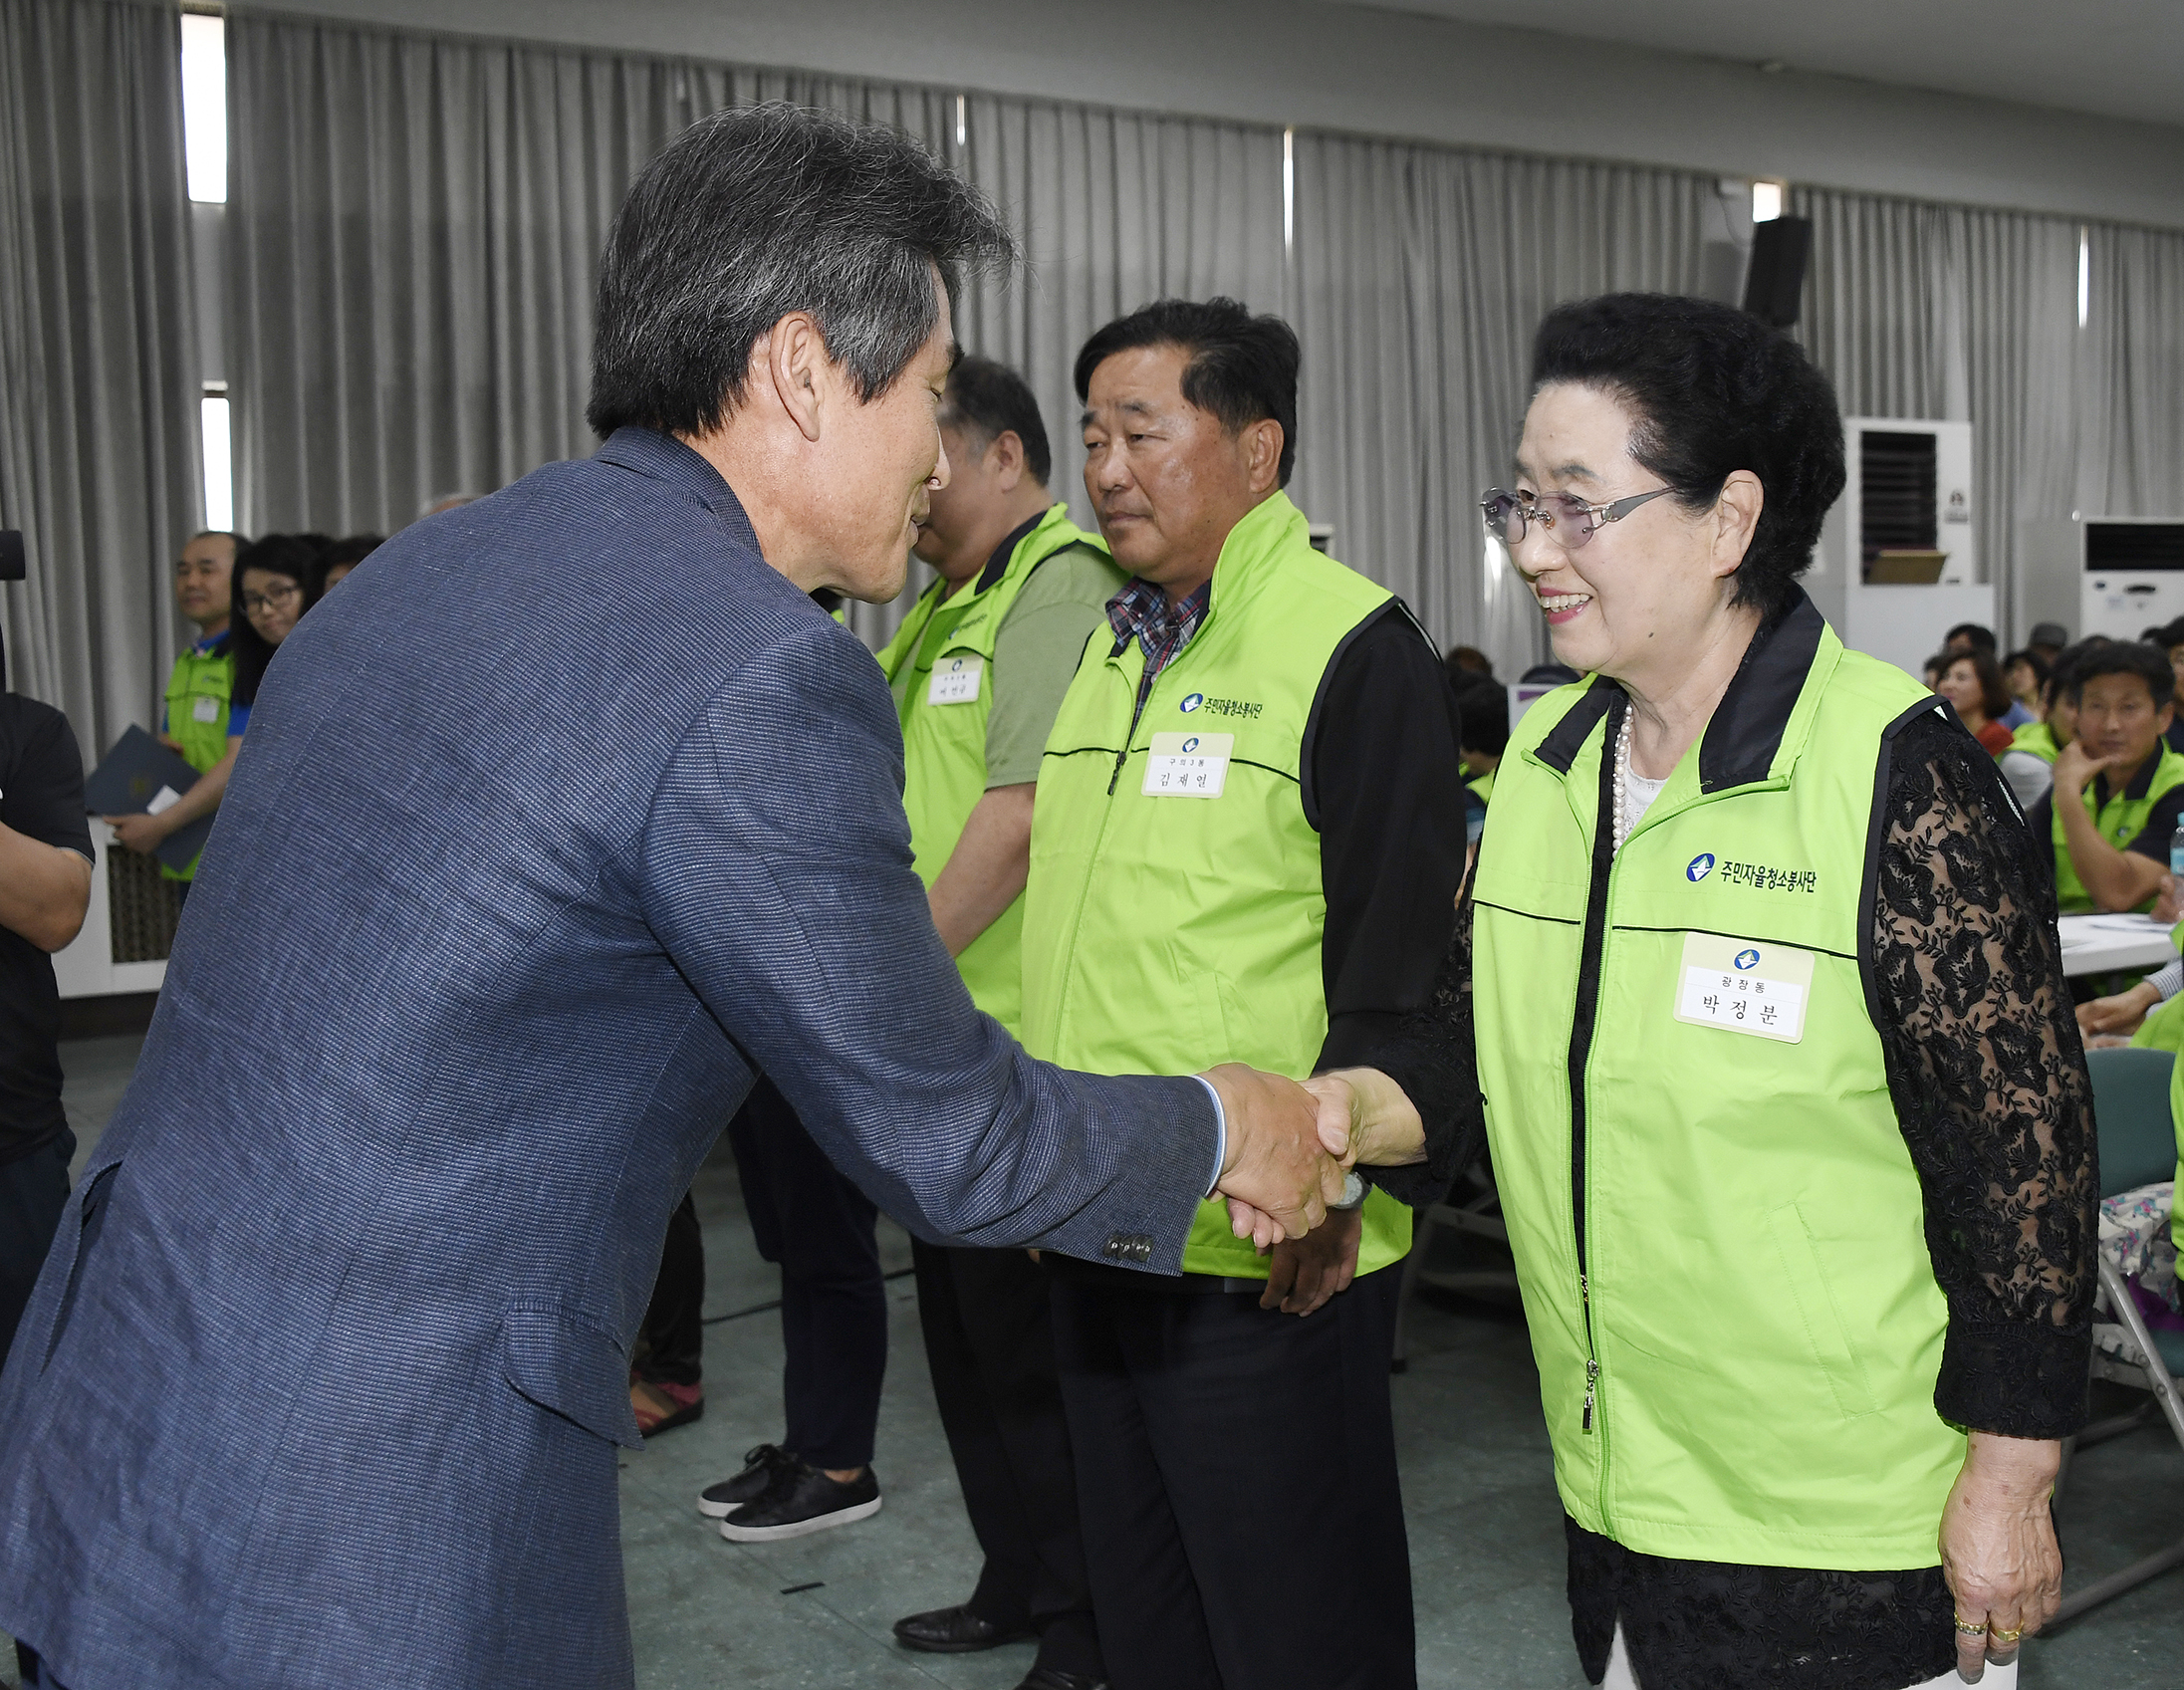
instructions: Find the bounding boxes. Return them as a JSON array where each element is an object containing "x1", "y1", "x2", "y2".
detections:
[
  {"x1": 891, "y1": 1604, "x2": 1032, "y2": 1654},
  {"x1": 1016, "y1": 1669, "x2": 1107, "y2": 1690}
]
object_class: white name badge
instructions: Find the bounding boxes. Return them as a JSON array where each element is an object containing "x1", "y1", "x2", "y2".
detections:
[
  {"x1": 1672, "y1": 931, "x2": 1814, "y2": 1044},
  {"x1": 1142, "y1": 732, "x2": 1233, "y2": 798},
  {"x1": 145, "y1": 785, "x2": 182, "y2": 816},
  {"x1": 191, "y1": 694, "x2": 220, "y2": 723},
  {"x1": 926, "y1": 654, "x2": 983, "y2": 705}
]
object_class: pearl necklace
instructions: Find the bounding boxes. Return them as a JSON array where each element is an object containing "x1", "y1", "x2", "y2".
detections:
[{"x1": 1610, "y1": 711, "x2": 1632, "y2": 856}]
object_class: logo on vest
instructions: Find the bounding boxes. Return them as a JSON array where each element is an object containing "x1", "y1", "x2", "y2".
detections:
[
  {"x1": 1180, "y1": 693, "x2": 1204, "y2": 712},
  {"x1": 1686, "y1": 852, "x2": 1717, "y2": 881},
  {"x1": 1733, "y1": 948, "x2": 1761, "y2": 971},
  {"x1": 1181, "y1": 736, "x2": 1200, "y2": 753}
]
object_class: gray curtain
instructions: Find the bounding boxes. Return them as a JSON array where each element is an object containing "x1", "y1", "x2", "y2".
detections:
[
  {"x1": 0, "y1": 0, "x2": 197, "y2": 754},
  {"x1": 2081, "y1": 223, "x2": 2184, "y2": 520},
  {"x1": 225, "y1": 11, "x2": 1287, "y2": 648}
]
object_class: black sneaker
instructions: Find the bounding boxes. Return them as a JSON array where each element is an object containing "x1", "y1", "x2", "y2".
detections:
[
  {"x1": 697, "y1": 1444, "x2": 798, "y2": 1519},
  {"x1": 717, "y1": 1462, "x2": 882, "y2": 1543}
]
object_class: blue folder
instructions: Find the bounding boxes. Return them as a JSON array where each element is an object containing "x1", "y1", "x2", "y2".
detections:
[{"x1": 82, "y1": 725, "x2": 217, "y2": 872}]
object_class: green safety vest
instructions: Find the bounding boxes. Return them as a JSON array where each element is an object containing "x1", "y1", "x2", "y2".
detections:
[
  {"x1": 875, "y1": 505, "x2": 1104, "y2": 1034},
  {"x1": 1021, "y1": 491, "x2": 1414, "y2": 1282},
  {"x1": 1468, "y1": 769, "x2": 1496, "y2": 806},
  {"x1": 2010, "y1": 719, "x2": 2058, "y2": 763},
  {"x1": 160, "y1": 637, "x2": 236, "y2": 881},
  {"x1": 2050, "y1": 744, "x2": 2184, "y2": 914},
  {"x1": 1472, "y1": 598, "x2": 1964, "y2": 1569}
]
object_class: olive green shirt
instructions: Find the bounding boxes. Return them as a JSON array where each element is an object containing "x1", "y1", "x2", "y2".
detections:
[{"x1": 982, "y1": 544, "x2": 1130, "y2": 789}]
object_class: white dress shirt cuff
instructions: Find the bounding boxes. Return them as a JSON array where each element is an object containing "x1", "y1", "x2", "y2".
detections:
[{"x1": 1193, "y1": 1074, "x2": 1227, "y2": 1197}]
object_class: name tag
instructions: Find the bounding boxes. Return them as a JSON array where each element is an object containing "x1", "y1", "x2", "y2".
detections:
[
  {"x1": 1672, "y1": 931, "x2": 1813, "y2": 1044},
  {"x1": 926, "y1": 654, "x2": 982, "y2": 705},
  {"x1": 146, "y1": 785, "x2": 182, "y2": 816},
  {"x1": 1142, "y1": 732, "x2": 1232, "y2": 798},
  {"x1": 191, "y1": 694, "x2": 220, "y2": 723}
]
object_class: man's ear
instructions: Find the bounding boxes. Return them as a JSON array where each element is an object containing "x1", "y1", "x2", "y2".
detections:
[
  {"x1": 1242, "y1": 418, "x2": 1283, "y2": 494},
  {"x1": 990, "y1": 429, "x2": 1026, "y2": 492},
  {"x1": 759, "y1": 312, "x2": 829, "y2": 444}
]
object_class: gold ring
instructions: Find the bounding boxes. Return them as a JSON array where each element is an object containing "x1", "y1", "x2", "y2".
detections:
[
  {"x1": 1954, "y1": 1618, "x2": 1988, "y2": 1635},
  {"x1": 1993, "y1": 1628, "x2": 2022, "y2": 1644}
]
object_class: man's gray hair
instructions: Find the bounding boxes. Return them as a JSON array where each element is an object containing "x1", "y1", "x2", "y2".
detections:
[{"x1": 587, "y1": 104, "x2": 1014, "y2": 440}]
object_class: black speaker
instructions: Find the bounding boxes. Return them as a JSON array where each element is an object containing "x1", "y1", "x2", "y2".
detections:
[{"x1": 1741, "y1": 216, "x2": 1812, "y2": 329}]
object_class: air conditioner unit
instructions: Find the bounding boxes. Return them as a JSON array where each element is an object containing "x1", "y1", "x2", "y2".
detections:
[
  {"x1": 2078, "y1": 519, "x2": 2184, "y2": 641},
  {"x1": 1820, "y1": 418, "x2": 1988, "y2": 677}
]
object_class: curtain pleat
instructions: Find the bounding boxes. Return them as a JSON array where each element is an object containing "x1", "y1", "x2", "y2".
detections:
[{"x1": 0, "y1": 0, "x2": 196, "y2": 752}]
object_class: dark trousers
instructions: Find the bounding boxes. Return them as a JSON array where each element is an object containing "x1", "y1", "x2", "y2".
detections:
[
  {"x1": 634, "y1": 1190, "x2": 705, "y2": 1388},
  {"x1": 0, "y1": 1130, "x2": 74, "y2": 1374},
  {"x1": 1051, "y1": 1265, "x2": 1415, "y2": 1690},
  {"x1": 724, "y1": 1077, "x2": 886, "y2": 1471},
  {"x1": 913, "y1": 1240, "x2": 1101, "y2": 1679}
]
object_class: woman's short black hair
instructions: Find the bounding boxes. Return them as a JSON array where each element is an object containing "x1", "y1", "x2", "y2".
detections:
[
  {"x1": 942, "y1": 356, "x2": 1051, "y2": 487},
  {"x1": 2065, "y1": 639, "x2": 2175, "y2": 709},
  {"x1": 230, "y1": 534, "x2": 322, "y2": 707},
  {"x1": 2003, "y1": 647, "x2": 2050, "y2": 690},
  {"x1": 1944, "y1": 648, "x2": 2014, "y2": 721},
  {"x1": 1074, "y1": 298, "x2": 1301, "y2": 487},
  {"x1": 1530, "y1": 293, "x2": 1844, "y2": 619},
  {"x1": 588, "y1": 104, "x2": 1015, "y2": 439}
]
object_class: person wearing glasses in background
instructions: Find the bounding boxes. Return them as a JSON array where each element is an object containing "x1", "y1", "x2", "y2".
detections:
[
  {"x1": 1311, "y1": 295, "x2": 2095, "y2": 1690},
  {"x1": 109, "y1": 537, "x2": 324, "y2": 883}
]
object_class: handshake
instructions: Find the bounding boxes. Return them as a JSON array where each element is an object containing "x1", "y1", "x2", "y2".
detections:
[{"x1": 1198, "y1": 1063, "x2": 1424, "y2": 1249}]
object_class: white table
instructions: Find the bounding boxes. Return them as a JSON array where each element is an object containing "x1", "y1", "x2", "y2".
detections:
[{"x1": 2058, "y1": 913, "x2": 2178, "y2": 980}]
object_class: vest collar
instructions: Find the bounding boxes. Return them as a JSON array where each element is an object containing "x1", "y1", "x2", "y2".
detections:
[
  {"x1": 1202, "y1": 491, "x2": 1308, "y2": 622},
  {"x1": 2095, "y1": 742, "x2": 2175, "y2": 806},
  {"x1": 593, "y1": 426, "x2": 762, "y2": 555},
  {"x1": 1531, "y1": 592, "x2": 1829, "y2": 797},
  {"x1": 972, "y1": 505, "x2": 1061, "y2": 595}
]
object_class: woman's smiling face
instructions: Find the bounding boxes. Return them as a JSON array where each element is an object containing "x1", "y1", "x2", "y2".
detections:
[
  {"x1": 240, "y1": 567, "x2": 304, "y2": 645},
  {"x1": 1509, "y1": 381, "x2": 1742, "y2": 684}
]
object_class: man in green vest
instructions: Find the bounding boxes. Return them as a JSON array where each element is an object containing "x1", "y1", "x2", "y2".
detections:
[
  {"x1": 877, "y1": 356, "x2": 1126, "y2": 1690},
  {"x1": 104, "y1": 532, "x2": 248, "y2": 889},
  {"x1": 1020, "y1": 299, "x2": 1467, "y2": 1689},
  {"x1": 2024, "y1": 640, "x2": 2184, "y2": 913}
]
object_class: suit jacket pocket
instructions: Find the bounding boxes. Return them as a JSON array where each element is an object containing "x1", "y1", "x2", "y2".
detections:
[{"x1": 499, "y1": 1302, "x2": 643, "y2": 1448}]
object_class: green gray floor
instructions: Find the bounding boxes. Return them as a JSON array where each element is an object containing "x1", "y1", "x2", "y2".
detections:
[{"x1": 13, "y1": 1035, "x2": 2182, "y2": 1687}]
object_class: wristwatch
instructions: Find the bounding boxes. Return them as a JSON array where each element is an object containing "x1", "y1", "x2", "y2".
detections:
[{"x1": 1330, "y1": 1170, "x2": 1367, "y2": 1211}]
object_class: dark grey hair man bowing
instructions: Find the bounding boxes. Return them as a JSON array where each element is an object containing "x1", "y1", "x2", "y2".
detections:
[{"x1": 0, "y1": 107, "x2": 1339, "y2": 1690}]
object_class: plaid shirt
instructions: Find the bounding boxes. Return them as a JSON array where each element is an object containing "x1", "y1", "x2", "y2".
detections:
[{"x1": 1107, "y1": 576, "x2": 1212, "y2": 717}]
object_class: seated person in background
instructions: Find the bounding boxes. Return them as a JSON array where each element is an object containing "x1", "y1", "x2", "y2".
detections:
[
  {"x1": 1921, "y1": 649, "x2": 1949, "y2": 691},
  {"x1": 312, "y1": 534, "x2": 383, "y2": 596},
  {"x1": 1451, "y1": 671, "x2": 1508, "y2": 852},
  {"x1": 2153, "y1": 616, "x2": 2184, "y2": 754},
  {"x1": 1443, "y1": 643, "x2": 1494, "y2": 681},
  {"x1": 107, "y1": 532, "x2": 242, "y2": 882},
  {"x1": 109, "y1": 537, "x2": 322, "y2": 875},
  {"x1": 2028, "y1": 620, "x2": 2069, "y2": 667},
  {"x1": 2003, "y1": 647, "x2": 2049, "y2": 716},
  {"x1": 1935, "y1": 646, "x2": 2018, "y2": 755},
  {"x1": 1944, "y1": 619, "x2": 2034, "y2": 730},
  {"x1": 2025, "y1": 640, "x2": 2184, "y2": 913},
  {"x1": 1999, "y1": 642, "x2": 2085, "y2": 810}
]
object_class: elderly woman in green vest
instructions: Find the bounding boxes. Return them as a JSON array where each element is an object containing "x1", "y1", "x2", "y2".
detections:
[{"x1": 1310, "y1": 295, "x2": 2095, "y2": 1690}]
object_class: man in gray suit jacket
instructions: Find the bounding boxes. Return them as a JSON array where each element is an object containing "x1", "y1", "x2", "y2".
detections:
[{"x1": 0, "y1": 108, "x2": 1344, "y2": 1689}]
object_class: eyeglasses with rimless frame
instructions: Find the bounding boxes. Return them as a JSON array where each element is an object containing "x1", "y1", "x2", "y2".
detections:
[{"x1": 1480, "y1": 485, "x2": 1675, "y2": 551}]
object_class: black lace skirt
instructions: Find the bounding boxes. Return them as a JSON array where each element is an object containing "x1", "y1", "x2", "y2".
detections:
[{"x1": 1568, "y1": 1518, "x2": 1959, "y2": 1690}]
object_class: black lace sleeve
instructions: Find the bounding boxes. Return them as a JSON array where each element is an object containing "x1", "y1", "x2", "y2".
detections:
[
  {"x1": 1342, "y1": 887, "x2": 1484, "y2": 1210},
  {"x1": 1868, "y1": 708, "x2": 2097, "y2": 1439}
]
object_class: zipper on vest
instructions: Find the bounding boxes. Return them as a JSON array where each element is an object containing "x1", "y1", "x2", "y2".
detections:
[
  {"x1": 1565, "y1": 698, "x2": 1621, "y2": 1442},
  {"x1": 1107, "y1": 676, "x2": 1157, "y2": 796}
]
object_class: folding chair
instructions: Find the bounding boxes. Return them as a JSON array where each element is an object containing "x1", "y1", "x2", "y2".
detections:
[
  {"x1": 1389, "y1": 1156, "x2": 1520, "y2": 1371},
  {"x1": 2052, "y1": 1045, "x2": 2184, "y2": 1623}
]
